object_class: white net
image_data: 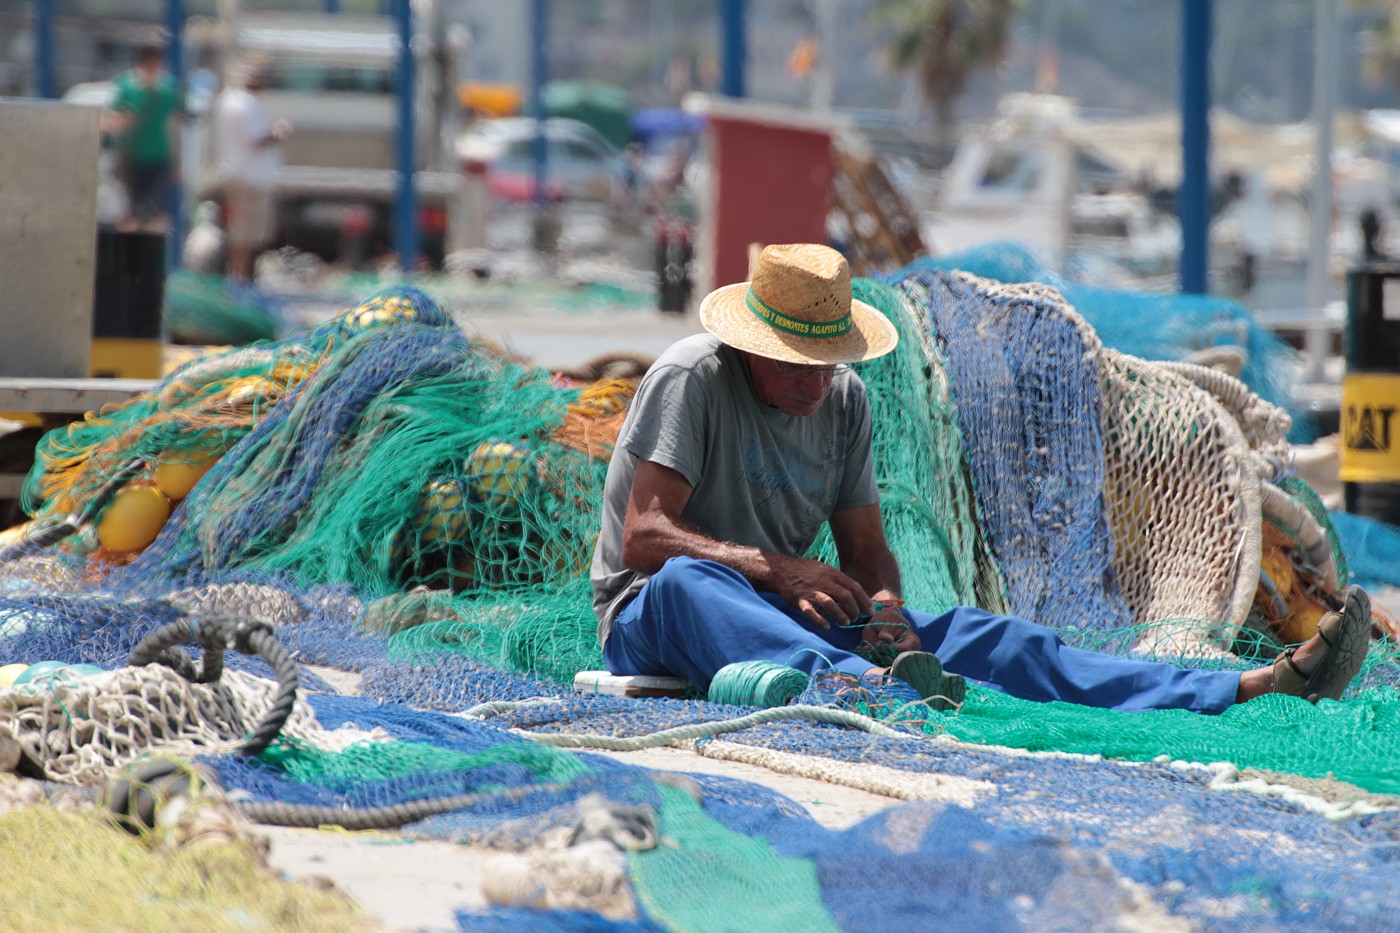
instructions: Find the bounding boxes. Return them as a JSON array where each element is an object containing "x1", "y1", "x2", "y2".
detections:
[
  {"x1": 0, "y1": 666, "x2": 380, "y2": 786},
  {"x1": 1097, "y1": 349, "x2": 1265, "y2": 657}
]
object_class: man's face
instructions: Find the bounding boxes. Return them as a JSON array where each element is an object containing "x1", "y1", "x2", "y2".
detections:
[
  {"x1": 135, "y1": 56, "x2": 162, "y2": 82},
  {"x1": 746, "y1": 353, "x2": 839, "y2": 417}
]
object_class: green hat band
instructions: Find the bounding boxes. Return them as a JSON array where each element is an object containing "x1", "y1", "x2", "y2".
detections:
[{"x1": 745, "y1": 288, "x2": 852, "y2": 338}]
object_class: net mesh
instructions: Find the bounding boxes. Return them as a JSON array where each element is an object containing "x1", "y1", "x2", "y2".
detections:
[
  {"x1": 910, "y1": 242, "x2": 1312, "y2": 441},
  {"x1": 0, "y1": 271, "x2": 1398, "y2": 932},
  {"x1": 0, "y1": 787, "x2": 369, "y2": 932},
  {"x1": 895, "y1": 269, "x2": 1135, "y2": 647}
]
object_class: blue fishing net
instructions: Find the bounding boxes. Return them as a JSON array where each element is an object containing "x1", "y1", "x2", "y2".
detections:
[
  {"x1": 890, "y1": 267, "x2": 1133, "y2": 648},
  {"x1": 907, "y1": 242, "x2": 1311, "y2": 441}
]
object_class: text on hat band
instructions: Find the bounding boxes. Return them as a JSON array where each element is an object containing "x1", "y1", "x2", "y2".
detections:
[{"x1": 745, "y1": 288, "x2": 853, "y2": 338}]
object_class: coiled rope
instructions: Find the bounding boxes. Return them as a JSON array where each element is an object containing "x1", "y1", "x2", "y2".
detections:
[
  {"x1": 127, "y1": 614, "x2": 300, "y2": 756},
  {"x1": 706, "y1": 660, "x2": 810, "y2": 707}
]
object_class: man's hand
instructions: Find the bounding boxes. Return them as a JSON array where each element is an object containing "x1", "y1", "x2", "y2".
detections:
[
  {"x1": 766, "y1": 554, "x2": 871, "y2": 629},
  {"x1": 861, "y1": 606, "x2": 920, "y2": 656}
]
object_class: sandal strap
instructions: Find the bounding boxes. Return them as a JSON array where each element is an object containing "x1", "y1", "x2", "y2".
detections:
[
  {"x1": 1315, "y1": 610, "x2": 1341, "y2": 649},
  {"x1": 1271, "y1": 647, "x2": 1309, "y2": 694}
]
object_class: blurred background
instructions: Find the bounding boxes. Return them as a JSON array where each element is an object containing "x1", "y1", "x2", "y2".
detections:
[{"x1": 4, "y1": 0, "x2": 1400, "y2": 367}]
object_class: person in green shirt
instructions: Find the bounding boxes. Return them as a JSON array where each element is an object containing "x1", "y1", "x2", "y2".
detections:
[{"x1": 109, "y1": 42, "x2": 182, "y2": 233}]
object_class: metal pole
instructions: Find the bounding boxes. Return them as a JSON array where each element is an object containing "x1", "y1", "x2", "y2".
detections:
[
  {"x1": 167, "y1": 0, "x2": 186, "y2": 270},
  {"x1": 393, "y1": 0, "x2": 418, "y2": 271},
  {"x1": 217, "y1": 0, "x2": 240, "y2": 88},
  {"x1": 1304, "y1": 0, "x2": 1338, "y2": 380},
  {"x1": 34, "y1": 0, "x2": 56, "y2": 99},
  {"x1": 325, "y1": 0, "x2": 339, "y2": 13},
  {"x1": 1178, "y1": 0, "x2": 1211, "y2": 295},
  {"x1": 721, "y1": 0, "x2": 746, "y2": 98},
  {"x1": 530, "y1": 0, "x2": 549, "y2": 204},
  {"x1": 810, "y1": 0, "x2": 836, "y2": 111},
  {"x1": 529, "y1": 0, "x2": 558, "y2": 257}
]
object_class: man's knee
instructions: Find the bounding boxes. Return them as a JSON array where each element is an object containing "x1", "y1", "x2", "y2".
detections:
[
  {"x1": 649, "y1": 555, "x2": 714, "y2": 593},
  {"x1": 647, "y1": 556, "x2": 748, "y2": 602}
]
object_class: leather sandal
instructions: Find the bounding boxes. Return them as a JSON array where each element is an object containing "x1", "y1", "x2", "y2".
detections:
[
  {"x1": 889, "y1": 651, "x2": 966, "y2": 712},
  {"x1": 1270, "y1": 584, "x2": 1371, "y2": 703}
]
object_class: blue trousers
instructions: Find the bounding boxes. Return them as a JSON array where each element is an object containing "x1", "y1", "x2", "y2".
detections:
[{"x1": 603, "y1": 557, "x2": 1241, "y2": 714}]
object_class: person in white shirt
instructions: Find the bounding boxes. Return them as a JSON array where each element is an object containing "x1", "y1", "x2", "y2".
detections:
[{"x1": 213, "y1": 60, "x2": 291, "y2": 283}]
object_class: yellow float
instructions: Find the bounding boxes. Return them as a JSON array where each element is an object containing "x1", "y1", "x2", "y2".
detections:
[
  {"x1": 153, "y1": 449, "x2": 221, "y2": 501},
  {"x1": 466, "y1": 441, "x2": 534, "y2": 507},
  {"x1": 414, "y1": 478, "x2": 471, "y2": 544},
  {"x1": 0, "y1": 663, "x2": 29, "y2": 688},
  {"x1": 97, "y1": 482, "x2": 173, "y2": 553}
]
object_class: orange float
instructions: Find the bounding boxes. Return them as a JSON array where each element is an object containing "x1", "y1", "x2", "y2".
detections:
[{"x1": 97, "y1": 482, "x2": 172, "y2": 552}]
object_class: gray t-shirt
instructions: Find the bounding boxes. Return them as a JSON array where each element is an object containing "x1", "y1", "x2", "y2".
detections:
[{"x1": 590, "y1": 334, "x2": 879, "y2": 643}]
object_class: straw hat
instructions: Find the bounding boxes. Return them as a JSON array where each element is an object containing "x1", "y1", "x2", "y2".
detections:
[{"x1": 698, "y1": 244, "x2": 898, "y2": 365}]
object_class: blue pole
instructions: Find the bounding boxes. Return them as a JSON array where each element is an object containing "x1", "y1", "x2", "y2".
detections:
[
  {"x1": 325, "y1": 0, "x2": 340, "y2": 13},
  {"x1": 1179, "y1": 0, "x2": 1211, "y2": 294},
  {"x1": 167, "y1": 0, "x2": 185, "y2": 270},
  {"x1": 393, "y1": 0, "x2": 418, "y2": 271},
  {"x1": 530, "y1": 0, "x2": 549, "y2": 205},
  {"x1": 721, "y1": 0, "x2": 746, "y2": 98},
  {"x1": 165, "y1": 0, "x2": 184, "y2": 78},
  {"x1": 34, "y1": 0, "x2": 55, "y2": 99}
]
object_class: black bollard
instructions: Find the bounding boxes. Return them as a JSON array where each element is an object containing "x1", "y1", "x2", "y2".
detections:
[{"x1": 1341, "y1": 263, "x2": 1400, "y2": 524}]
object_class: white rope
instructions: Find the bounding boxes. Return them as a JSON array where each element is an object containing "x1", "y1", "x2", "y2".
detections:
[{"x1": 692, "y1": 739, "x2": 994, "y2": 805}]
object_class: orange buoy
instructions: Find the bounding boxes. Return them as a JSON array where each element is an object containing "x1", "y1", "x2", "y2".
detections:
[
  {"x1": 153, "y1": 450, "x2": 221, "y2": 501},
  {"x1": 97, "y1": 482, "x2": 172, "y2": 553}
]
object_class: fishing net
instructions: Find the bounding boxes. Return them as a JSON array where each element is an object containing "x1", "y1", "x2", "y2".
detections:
[
  {"x1": 912, "y1": 242, "x2": 1313, "y2": 441},
  {"x1": 0, "y1": 788, "x2": 369, "y2": 933},
  {"x1": 0, "y1": 666, "x2": 373, "y2": 786},
  {"x1": 163, "y1": 270, "x2": 280, "y2": 346},
  {"x1": 808, "y1": 278, "x2": 1003, "y2": 615},
  {"x1": 894, "y1": 269, "x2": 1137, "y2": 649},
  {"x1": 1095, "y1": 348, "x2": 1264, "y2": 656},
  {"x1": 0, "y1": 276, "x2": 1398, "y2": 933}
]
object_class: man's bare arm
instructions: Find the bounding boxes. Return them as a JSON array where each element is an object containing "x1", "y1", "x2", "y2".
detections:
[{"x1": 621, "y1": 458, "x2": 870, "y2": 627}]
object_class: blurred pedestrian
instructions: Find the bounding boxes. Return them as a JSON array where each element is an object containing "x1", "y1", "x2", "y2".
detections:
[
  {"x1": 213, "y1": 59, "x2": 291, "y2": 284},
  {"x1": 109, "y1": 41, "x2": 182, "y2": 234},
  {"x1": 1361, "y1": 207, "x2": 1386, "y2": 262}
]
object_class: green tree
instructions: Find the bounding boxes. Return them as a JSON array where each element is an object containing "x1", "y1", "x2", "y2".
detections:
[
  {"x1": 1358, "y1": 0, "x2": 1400, "y2": 95},
  {"x1": 867, "y1": 0, "x2": 1022, "y2": 150}
]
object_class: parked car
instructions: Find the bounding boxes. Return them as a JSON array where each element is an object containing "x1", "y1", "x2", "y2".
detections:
[{"x1": 455, "y1": 117, "x2": 627, "y2": 203}]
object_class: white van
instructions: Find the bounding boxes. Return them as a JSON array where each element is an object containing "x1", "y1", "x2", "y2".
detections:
[{"x1": 191, "y1": 10, "x2": 465, "y2": 266}]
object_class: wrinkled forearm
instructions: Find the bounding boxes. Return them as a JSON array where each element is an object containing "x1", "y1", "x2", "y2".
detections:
[{"x1": 621, "y1": 508, "x2": 787, "y2": 590}]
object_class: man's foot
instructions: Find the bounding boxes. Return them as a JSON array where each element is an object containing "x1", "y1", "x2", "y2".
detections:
[
  {"x1": 1239, "y1": 585, "x2": 1371, "y2": 703},
  {"x1": 887, "y1": 651, "x2": 966, "y2": 712}
]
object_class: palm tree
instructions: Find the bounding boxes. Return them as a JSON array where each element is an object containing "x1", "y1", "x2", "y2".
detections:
[
  {"x1": 1359, "y1": 1, "x2": 1400, "y2": 95},
  {"x1": 867, "y1": 0, "x2": 1022, "y2": 154}
]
